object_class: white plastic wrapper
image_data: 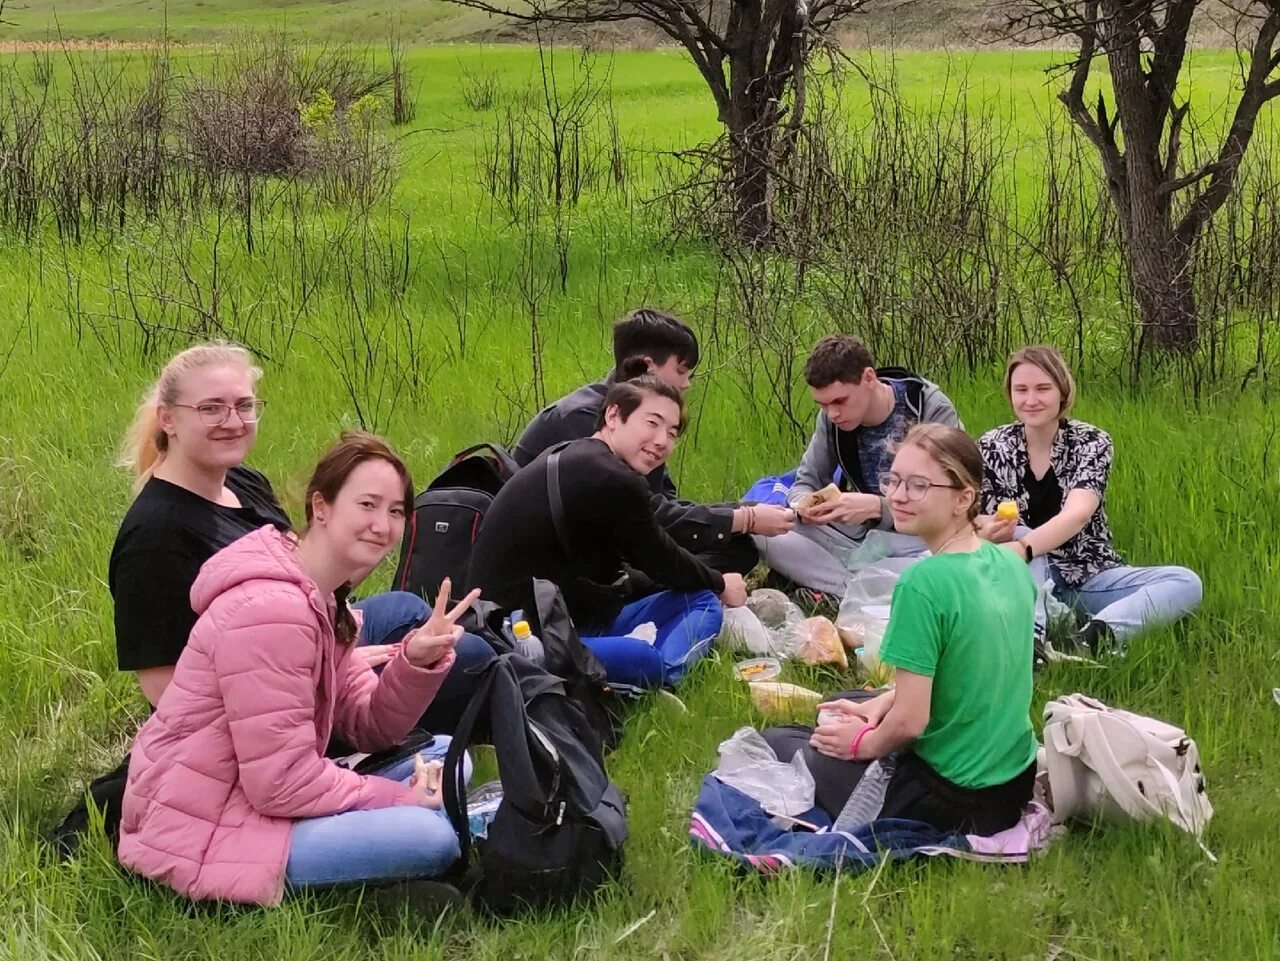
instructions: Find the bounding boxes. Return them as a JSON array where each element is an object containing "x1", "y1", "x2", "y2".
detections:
[{"x1": 713, "y1": 727, "x2": 815, "y2": 817}]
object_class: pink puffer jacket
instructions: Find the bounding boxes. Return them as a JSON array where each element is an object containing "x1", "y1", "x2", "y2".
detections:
[{"x1": 117, "y1": 526, "x2": 453, "y2": 905}]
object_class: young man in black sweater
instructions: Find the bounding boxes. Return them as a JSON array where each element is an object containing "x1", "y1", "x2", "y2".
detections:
[
  {"x1": 468, "y1": 373, "x2": 749, "y2": 688},
  {"x1": 513, "y1": 308, "x2": 795, "y2": 575}
]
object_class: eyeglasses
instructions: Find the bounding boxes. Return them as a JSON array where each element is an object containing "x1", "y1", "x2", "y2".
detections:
[
  {"x1": 171, "y1": 399, "x2": 267, "y2": 427},
  {"x1": 879, "y1": 471, "x2": 960, "y2": 501}
]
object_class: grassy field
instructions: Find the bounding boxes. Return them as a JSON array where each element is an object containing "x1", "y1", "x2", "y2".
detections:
[{"x1": 2, "y1": 30, "x2": 1280, "y2": 961}]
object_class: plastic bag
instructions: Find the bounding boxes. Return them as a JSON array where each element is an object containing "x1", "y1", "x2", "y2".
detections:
[
  {"x1": 744, "y1": 588, "x2": 804, "y2": 657},
  {"x1": 835, "y1": 565, "x2": 901, "y2": 649},
  {"x1": 749, "y1": 680, "x2": 824, "y2": 717},
  {"x1": 840, "y1": 531, "x2": 927, "y2": 575},
  {"x1": 793, "y1": 615, "x2": 848, "y2": 669},
  {"x1": 719, "y1": 606, "x2": 773, "y2": 656},
  {"x1": 713, "y1": 727, "x2": 815, "y2": 817}
]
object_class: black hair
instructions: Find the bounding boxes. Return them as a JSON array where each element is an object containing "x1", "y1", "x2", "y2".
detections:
[
  {"x1": 612, "y1": 308, "x2": 699, "y2": 371},
  {"x1": 804, "y1": 334, "x2": 876, "y2": 389},
  {"x1": 596, "y1": 374, "x2": 686, "y2": 433}
]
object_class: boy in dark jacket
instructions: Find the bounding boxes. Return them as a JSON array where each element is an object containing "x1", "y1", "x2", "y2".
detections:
[
  {"x1": 471, "y1": 375, "x2": 748, "y2": 688},
  {"x1": 514, "y1": 308, "x2": 794, "y2": 575}
]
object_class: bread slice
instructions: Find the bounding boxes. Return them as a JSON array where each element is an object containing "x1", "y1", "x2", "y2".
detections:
[{"x1": 795, "y1": 483, "x2": 840, "y2": 511}]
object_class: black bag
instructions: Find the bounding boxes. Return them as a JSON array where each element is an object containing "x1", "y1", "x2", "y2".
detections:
[
  {"x1": 443, "y1": 654, "x2": 628, "y2": 914},
  {"x1": 461, "y1": 578, "x2": 631, "y2": 751},
  {"x1": 46, "y1": 754, "x2": 131, "y2": 861},
  {"x1": 394, "y1": 443, "x2": 522, "y2": 600}
]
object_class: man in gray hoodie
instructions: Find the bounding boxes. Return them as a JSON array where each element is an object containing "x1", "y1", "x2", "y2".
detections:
[{"x1": 757, "y1": 334, "x2": 963, "y2": 598}]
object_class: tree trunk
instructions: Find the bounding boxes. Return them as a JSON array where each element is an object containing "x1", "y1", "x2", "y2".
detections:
[
  {"x1": 728, "y1": 118, "x2": 775, "y2": 245},
  {"x1": 1127, "y1": 238, "x2": 1197, "y2": 350}
]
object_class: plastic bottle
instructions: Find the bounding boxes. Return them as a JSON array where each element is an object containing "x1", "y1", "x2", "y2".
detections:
[{"x1": 512, "y1": 619, "x2": 545, "y2": 666}]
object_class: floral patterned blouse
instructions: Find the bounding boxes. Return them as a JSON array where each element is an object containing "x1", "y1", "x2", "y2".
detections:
[{"x1": 979, "y1": 419, "x2": 1124, "y2": 589}]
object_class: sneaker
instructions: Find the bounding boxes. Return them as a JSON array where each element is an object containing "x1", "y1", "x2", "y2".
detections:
[
  {"x1": 369, "y1": 879, "x2": 466, "y2": 922},
  {"x1": 1068, "y1": 619, "x2": 1117, "y2": 658}
]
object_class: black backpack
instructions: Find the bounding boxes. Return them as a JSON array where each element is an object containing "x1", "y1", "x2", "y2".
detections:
[
  {"x1": 443, "y1": 654, "x2": 628, "y2": 914},
  {"x1": 461, "y1": 577, "x2": 632, "y2": 751},
  {"x1": 394, "y1": 443, "x2": 522, "y2": 599}
]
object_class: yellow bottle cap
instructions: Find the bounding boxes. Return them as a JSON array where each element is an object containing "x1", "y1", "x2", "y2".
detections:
[{"x1": 513, "y1": 620, "x2": 532, "y2": 640}]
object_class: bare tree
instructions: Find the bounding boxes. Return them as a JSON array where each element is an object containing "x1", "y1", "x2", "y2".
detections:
[
  {"x1": 1001, "y1": 0, "x2": 1280, "y2": 349},
  {"x1": 437, "y1": 0, "x2": 869, "y2": 244}
]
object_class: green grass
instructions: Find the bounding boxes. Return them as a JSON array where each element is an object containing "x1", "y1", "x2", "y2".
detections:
[{"x1": 2, "y1": 36, "x2": 1280, "y2": 961}]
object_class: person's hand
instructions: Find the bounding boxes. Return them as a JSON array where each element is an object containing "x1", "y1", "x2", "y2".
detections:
[
  {"x1": 979, "y1": 514, "x2": 1017, "y2": 543},
  {"x1": 809, "y1": 713, "x2": 872, "y2": 760},
  {"x1": 352, "y1": 644, "x2": 398, "y2": 669},
  {"x1": 821, "y1": 694, "x2": 891, "y2": 726},
  {"x1": 403, "y1": 578, "x2": 481, "y2": 670},
  {"x1": 719, "y1": 572, "x2": 748, "y2": 608},
  {"x1": 408, "y1": 754, "x2": 443, "y2": 810},
  {"x1": 748, "y1": 504, "x2": 797, "y2": 537},
  {"x1": 801, "y1": 492, "x2": 882, "y2": 527}
]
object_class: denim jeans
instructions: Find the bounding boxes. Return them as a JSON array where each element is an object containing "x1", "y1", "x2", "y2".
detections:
[
  {"x1": 284, "y1": 738, "x2": 469, "y2": 889},
  {"x1": 1027, "y1": 551, "x2": 1203, "y2": 644},
  {"x1": 353, "y1": 591, "x2": 496, "y2": 735},
  {"x1": 580, "y1": 589, "x2": 723, "y2": 687}
]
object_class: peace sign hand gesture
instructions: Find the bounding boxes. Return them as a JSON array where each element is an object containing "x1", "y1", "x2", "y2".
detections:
[{"x1": 403, "y1": 578, "x2": 481, "y2": 670}]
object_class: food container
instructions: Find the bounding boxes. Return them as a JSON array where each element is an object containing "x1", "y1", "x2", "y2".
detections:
[{"x1": 733, "y1": 656, "x2": 782, "y2": 682}]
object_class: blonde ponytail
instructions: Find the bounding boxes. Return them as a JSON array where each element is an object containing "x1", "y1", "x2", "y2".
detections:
[{"x1": 119, "y1": 342, "x2": 262, "y2": 489}]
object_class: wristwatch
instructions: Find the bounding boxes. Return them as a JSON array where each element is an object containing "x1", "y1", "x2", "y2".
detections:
[{"x1": 1020, "y1": 540, "x2": 1034, "y2": 563}]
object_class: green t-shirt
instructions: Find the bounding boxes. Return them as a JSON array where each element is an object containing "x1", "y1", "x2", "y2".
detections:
[{"x1": 878, "y1": 540, "x2": 1038, "y2": 789}]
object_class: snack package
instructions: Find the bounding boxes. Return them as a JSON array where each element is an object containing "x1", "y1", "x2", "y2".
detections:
[
  {"x1": 749, "y1": 681, "x2": 825, "y2": 717},
  {"x1": 794, "y1": 615, "x2": 849, "y2": 669},
  {"x1": 795, "y1": 483, "x2": 841, "y2": 511}
]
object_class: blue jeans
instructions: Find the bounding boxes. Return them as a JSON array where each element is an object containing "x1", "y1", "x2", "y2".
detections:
[
  {"x1": 353, "y1": 592, "x2": 496, "y2": 736},
  {"x1": 580, "y1": 589, "x2": 723, "y2": 688},
  {"x1": 1028, "y1": 553, "x2": 1203, "y2": 644},
  {"x1": 285, "y1": 738, "x2": 468, "y2": 888}
]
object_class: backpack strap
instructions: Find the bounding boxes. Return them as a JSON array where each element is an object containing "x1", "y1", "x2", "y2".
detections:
[
  {"x1": 443, "y1": 660, "x2": 504, "y2": 867},
  {"x1": 546, "y1": 448, "x2": 574, "y2": 557}
]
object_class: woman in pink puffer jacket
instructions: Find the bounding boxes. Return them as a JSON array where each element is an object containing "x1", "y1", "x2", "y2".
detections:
[{"x1": 118, "y1": 431, "x2": 481, "y2": 905}]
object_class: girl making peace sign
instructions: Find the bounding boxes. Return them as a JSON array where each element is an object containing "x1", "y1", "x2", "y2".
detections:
[{"x1": 118, "y1": 432, "x2": 480, "y2": 906}]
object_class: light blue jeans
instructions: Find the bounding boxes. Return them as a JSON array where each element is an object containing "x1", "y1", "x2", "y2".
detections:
[
  {"x1": 1029, "y1": 552, "x2": 1203, "y2": 643},
  {"x1": 284, "y1": 738, "x2": 470, "y2": 889}
]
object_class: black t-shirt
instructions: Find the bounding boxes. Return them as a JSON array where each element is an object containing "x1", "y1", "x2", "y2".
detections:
[
  {"x1": 465, "y1": 438, "x2": 725, "y2": 629},
  {"x1": 109, "y1": 466, "x2": 292, "y2": 672},
  {"x1": 1023, "y1": 464, "x2": 1063, "y2": 530}
]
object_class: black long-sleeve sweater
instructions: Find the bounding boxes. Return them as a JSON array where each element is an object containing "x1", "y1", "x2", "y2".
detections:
[{"x1": 465, "y1": 438, "x2": 725, "y2": 629}]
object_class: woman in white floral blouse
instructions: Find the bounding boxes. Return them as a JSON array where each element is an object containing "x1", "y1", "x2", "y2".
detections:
[{"x1": 976, "y1": 346, "x2": 1201, "y2": 660}]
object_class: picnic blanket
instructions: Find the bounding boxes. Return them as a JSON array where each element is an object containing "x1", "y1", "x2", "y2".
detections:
[{"x1": 689, "y1": 775, "x2": 1061, "y2": 875}]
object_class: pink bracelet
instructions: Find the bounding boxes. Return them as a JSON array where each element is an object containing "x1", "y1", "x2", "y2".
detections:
[{"x1": 849, "y1": 724, "x2": 876, "y2": 760}]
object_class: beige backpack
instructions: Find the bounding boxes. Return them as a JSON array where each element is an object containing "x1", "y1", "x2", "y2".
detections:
[{"x1": 1042, "y1": 694, "x2": 1214, "y2": 855}]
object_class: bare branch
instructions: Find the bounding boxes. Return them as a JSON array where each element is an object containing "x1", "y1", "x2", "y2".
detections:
[{"x1": 1177, "y1": 7, "x2": 1280, "y2": 241}]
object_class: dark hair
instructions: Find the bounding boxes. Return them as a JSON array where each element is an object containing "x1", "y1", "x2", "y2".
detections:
[
  {"x1": 596, "y1": 374, "x2": 686, "y2": 433},
  {"x1": 804, "y1": 334, "x2": 876, "y2": 389},
  {"x1": 612, "y1": 307, "x2": 699, "y2": 371},
  {"x1": 304, "y1": 430, "x2": 414, "y2": 644}
]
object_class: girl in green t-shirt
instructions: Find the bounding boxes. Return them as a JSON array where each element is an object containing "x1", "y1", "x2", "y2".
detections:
[{"x1": 808, "y1": 424, "x2": 1039, "y2": 835}]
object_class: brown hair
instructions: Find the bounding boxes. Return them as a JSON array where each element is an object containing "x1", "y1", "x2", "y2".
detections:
[
  {"x1": 897, "y1": 423, "x2": 984, "y2": 521},
  {"x1": 304, "y1": 430, "x2": 414, "y2": 644},
  {"x1": 804, "y1": 334, "x2": 875, "y2": 389},
  {"x1": 120, "y1": 342, "x2": 262, "y2": 489},
  {"x1": 596, "y1": 373, "x2": 687, "y2": 434},
  {"x1": 1004, "y1": 345, "x2": 1076, "y2": 418}
]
